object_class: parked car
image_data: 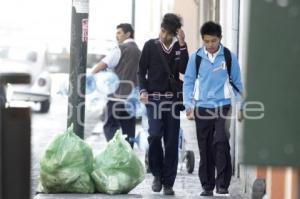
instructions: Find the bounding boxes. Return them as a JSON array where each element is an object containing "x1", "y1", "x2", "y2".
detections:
[
  {"x1": 0, "y1": 45, "x2": 52, "y2": 113},
  {"x1": 44, "y1": 41, "x2": 106, "y2": 73},
  {"x1": 44, "y1": 45, "x2": 70, "y2": 73}
]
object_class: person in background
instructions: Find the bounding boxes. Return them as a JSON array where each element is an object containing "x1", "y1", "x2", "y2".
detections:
[{"x1": 91, "y1": 23, "x2": 141, "y2": 148}]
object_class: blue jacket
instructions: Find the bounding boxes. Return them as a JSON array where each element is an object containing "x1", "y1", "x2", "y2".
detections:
[{"x1": 183, "y1": 45, "x2": 243, "y2": 109}]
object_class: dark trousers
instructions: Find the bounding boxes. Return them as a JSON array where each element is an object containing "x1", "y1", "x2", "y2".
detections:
[
  {"x1": 146, "y1": 98, "x2": 180, "y2": 187},
  {"x1": 103, "y1": 100, "x2": 136, "y2": 148},
  {"x1": 194, "y1": 105, "x2": 232, "y2": 191}
]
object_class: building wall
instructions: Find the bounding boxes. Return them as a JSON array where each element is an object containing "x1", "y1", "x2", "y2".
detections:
[
  {"x1": 237, "y1": 0, "x2": 257, "y2": 194},
  {"x1": 173, "y1": 0, "x2": 222, "y2": 53},
  {"x1": 238, "y1": 1, "x2": 300, "y2": 198},
  {"x1": 173, "y1": 0, "x2": 199, "y2": 52}
]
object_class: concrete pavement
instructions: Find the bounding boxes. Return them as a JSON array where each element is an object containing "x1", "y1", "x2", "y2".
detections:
[{"x1": 32, "y1": 117, "x2": 250, "y2": 198}]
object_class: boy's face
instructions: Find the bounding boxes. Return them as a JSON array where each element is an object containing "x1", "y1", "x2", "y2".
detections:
[
  {"x1": 116, "y1": 28, "x2": 130, "y2": 44},
  {"x1": 159, "y1": 27, "x2": 174, "y2": 45},
  {"x1": 202, "y1": 34, "x2": 222, "y2": 54}
]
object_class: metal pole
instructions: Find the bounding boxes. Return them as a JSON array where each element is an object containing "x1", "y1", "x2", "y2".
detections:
[
  {"x1": 0, "y1": 84, "x2": 6, "y2": 198},
  {"x1": 194, "y1": 0, "x2": 200, "y2": 46},
  {"x1": 67, "y1": 0, "x2": 89, "y2": 138},
  {"x1": 215, "y1": 0, "x2": 220, "y2": 22},
  {"x1": 131, "y1": 0, "x2": 136, "y2": 29},
  {"x1": 0, "y1": 89, "x2": 2, "y2": 199},
  {"x1": 232, "y1": 0, "x2": 240, "y2": 177}
]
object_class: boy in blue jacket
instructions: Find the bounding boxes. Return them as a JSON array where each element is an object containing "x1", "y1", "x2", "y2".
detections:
[{"x1": 183, "y1": 21, "x2": 243, "y2": 196}]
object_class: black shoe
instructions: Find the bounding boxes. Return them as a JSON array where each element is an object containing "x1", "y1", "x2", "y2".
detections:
[
  {"x1": 151, "y1": 176, "x2": 162, "y2": 192},
  {"x1": 216, "y1": 187, "x2": 229, "y2": 194},
  {"x1": 200, "y1": 190, "x2": 213, "y2": 196},
  {"x1": 163, "y1": 186, "x2": 175, "y2": 195}
]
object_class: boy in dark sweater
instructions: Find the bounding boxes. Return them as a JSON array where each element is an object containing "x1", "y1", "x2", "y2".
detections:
[{"x1": 138, "y1": 13, "x2": 189, "y2": 195}]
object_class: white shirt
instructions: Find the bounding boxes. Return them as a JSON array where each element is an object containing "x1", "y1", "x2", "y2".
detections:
[
  {"x1": 159, "y1": 37, "x2": 177, "y2": 54},
  {"x1": 204, "y1": 45, "x2": 221, "y2": 63},
  {"x1": 102, "y1": 38, "x2": 135, "y2": 68}
]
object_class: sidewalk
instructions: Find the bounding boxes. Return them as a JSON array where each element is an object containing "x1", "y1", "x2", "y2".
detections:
[{"x1": 33, "y1": 113, "x2": 250, "y2": 199}]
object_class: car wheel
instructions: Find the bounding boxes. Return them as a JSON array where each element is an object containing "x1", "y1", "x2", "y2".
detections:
[
  {"x1": 145, "y1": 149, "x2": 150, "y2": 173},
  {"x1": 185, "y1": 150, "x2": 195, "y2": 174},
  {"x1": 40, "y1": 99, "x2": 50, "y2": 113}
]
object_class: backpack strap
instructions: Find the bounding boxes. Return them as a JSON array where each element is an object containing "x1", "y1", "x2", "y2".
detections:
[
  {"x1": 224, "y1": 47, "x2": 242, "y2": 95},
  {"x1": 224, "y1": 47, "x2": 232, "y2": 76},
  {"x1": 195, "y1": 48, "x2": 202, "y2": 78},
  {"x1": 195, "y1": 46, "x2": 242, "y2": 95}
]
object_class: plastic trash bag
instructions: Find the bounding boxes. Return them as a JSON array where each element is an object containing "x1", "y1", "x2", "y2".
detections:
[
  {"x1": 91, "y1": 131, "x2": 145, "y2": 194},
  {"x1": 39, "y1": 124, "x2": 95, "y2": 193}
]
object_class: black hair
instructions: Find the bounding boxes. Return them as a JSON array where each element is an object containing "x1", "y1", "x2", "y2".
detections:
[
  {"x1": 200, "y1": 21, "x2": 222, "y2": 38},
  {"x1": 116, "y1": 23, "x2": 134, "y2": 39},
  {"x1": 161, "y1": 13, "x2": 182, "y2": 36}
]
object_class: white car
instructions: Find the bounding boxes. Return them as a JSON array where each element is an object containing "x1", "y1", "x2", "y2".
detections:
[{"x1": 0, "y1": 45, "x2": 52, "y2": 113}]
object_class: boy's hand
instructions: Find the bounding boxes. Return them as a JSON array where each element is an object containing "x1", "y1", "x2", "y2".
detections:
[
  {"x1": 238, "y1": 110, "x2": 244, "y2": 122},
  {"x1": 140, "y1": 91, "x2": 148, "y2": 104},
  {"x1": 186, "y1": 108, "x2": 195, "y2": 120},
  {"x1": 177, "y1": 29, "x2": 186, "y2": 47}
]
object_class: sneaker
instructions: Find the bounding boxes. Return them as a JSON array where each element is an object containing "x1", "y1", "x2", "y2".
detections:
[
  {"x1": 200, "y1": 190, "x2": 213, "y2": 196},
  {"x1": 151, "y1": 176, "x2": 162, "y2": 192},
  {"x1": 163, "y1": 186, "x2": 175, "y2": 195},
  {"x1": 216, "y1": 187, "x2": 229, "y2": 194}
]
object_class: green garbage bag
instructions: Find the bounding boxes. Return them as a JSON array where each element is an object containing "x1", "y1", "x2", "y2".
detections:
[
  {"x1": 39, "y1": 124, "x2": 95, "y2": 193},
  {"x1": 91, "y1": 131, "x2": 145, "y2": 194}
]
